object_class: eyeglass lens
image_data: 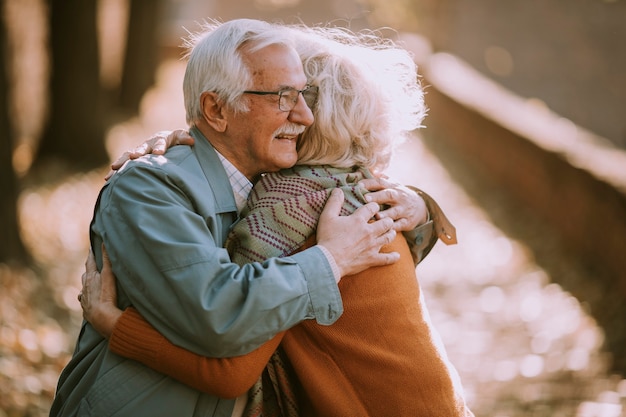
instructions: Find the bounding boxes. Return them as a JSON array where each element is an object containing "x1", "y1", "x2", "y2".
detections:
[{"x1": 279, "y1": 86, "x2": 318, "y2": 111}]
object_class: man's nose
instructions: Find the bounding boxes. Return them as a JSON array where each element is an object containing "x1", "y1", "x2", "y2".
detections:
[{"x1": 288, "y1": 94, "x2": 314, "y2": 127}]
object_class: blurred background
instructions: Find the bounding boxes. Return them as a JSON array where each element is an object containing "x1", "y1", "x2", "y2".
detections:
[{"x1": 1, "y1": 0, "x2": 626, "y2": 415}]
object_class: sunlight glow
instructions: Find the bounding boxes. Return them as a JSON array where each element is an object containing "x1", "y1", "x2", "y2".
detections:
[
  {"x1": 520, "y1": 354, "x2": 544, "y2": 378},
  {"x1": 479, "y1": 286, "x2": 506, "y2": 313}
]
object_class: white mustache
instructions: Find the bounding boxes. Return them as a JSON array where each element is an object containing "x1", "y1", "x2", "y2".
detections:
[{"x1": 273, "y1": 123, "x2": 306, "y2": 137}]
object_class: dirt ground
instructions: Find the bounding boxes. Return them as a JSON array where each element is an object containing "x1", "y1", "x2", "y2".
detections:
[{"x1": 2, "y1": 59, "x2": 626, "y2": 417}]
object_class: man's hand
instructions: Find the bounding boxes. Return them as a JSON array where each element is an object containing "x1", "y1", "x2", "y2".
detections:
[
  {"x1": 316, "y1": 189, "x2": 400, "y2": 278},
  {"x1": 359, "y1": 177, "x2": 428, "y2": 232},
  {"x1": 79, "y1": 245, "x2": 122, "y2": 338},
  {"x1": 105, "y1": 129, "x2": 195, "y2": 180}
]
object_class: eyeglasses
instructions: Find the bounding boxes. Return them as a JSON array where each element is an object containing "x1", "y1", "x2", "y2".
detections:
[{"x1": 243, "y1": 85, "x2": 318, "y2": 112}]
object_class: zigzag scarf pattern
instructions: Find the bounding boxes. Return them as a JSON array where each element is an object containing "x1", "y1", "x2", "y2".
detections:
[{"x1": 226, "y1": 165, "x2": 373, "y2": 265}]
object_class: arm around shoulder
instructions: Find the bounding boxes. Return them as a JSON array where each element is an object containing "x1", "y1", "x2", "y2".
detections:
[{"x1": 95, "y1": 161, "x2": 331, "y2": 357}]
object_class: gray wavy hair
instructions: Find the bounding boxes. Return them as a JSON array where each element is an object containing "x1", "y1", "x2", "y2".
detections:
[
  {"x1": 182, "y1": 19, "x2": 295, "y2": 123},
  {"x1": 290, "y1": 25, "x2": 426, "y2": 173}
]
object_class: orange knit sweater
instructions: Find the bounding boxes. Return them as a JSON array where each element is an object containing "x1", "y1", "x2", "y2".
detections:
[
  {"x1": 109, "y1": 307, "x2": 283, "y2": 399},
  {"x1": 109, "y1": 235, "x2": 472, "y2": 416}
]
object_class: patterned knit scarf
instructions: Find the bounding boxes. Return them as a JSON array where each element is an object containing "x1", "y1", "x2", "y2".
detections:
[
  {"x1": 229, "y1": 165, "x2": 372, "y2": 417},
  {"x1": 227, "y1": 165, "x2": 372, "y2": 264}
]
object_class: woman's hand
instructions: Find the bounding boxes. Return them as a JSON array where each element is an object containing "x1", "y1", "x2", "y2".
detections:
[
  {"x1": 79, "y1": 245, "x2": 122, "y2": 338},
  {"x1": 105, "y1": 129, "x2": 195, "y2": 180},
  {"x1": 359, "y1": 177, "x2": 428, "y2": 232}
]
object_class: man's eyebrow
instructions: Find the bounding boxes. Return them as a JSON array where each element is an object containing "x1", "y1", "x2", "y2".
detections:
[{"x1": 278, "y1": 82, "x2": 309, "y2": 90}]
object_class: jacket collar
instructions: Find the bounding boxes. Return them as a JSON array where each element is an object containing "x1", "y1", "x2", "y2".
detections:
[{"x1": 190, "y1": 126, "x2": 238, "y2": 214}]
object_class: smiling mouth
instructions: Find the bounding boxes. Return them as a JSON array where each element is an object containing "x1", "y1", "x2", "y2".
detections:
[
  {"x1": 274, "y1": 134, "x2": 298, "y2": 140},
  {"x1": 273, "y1": 123, "x2": 306, "y2": 141}
]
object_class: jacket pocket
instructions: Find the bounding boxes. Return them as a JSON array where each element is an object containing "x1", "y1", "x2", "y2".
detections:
[
  {"x1": 77, "y1": 359, "x2": 166, "y2": 417},
  {"x1": 77, "y1": 357, "x2": 223, "y2": 417}
]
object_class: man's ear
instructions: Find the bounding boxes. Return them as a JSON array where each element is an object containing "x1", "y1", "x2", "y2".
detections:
[{"x1": 200, "y1": 91, "x2": 228, "y2": 132}]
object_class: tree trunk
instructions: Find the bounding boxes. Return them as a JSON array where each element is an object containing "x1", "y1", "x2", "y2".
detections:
[
  {"x1": 34, "y1": 0, "x2": 108, "y2": 172},
  {"x1": 118, "y1": 0, "x2": 164, "y2": 114},
  {"x1": 0, "y1": 9, "x2": 30, "y2": 264}
]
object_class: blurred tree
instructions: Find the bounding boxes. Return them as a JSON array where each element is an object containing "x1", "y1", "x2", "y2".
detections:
[
  {"x1": 0, "y1": 7, "x2": 30, "y2": 264},
  {"x1": 33, "y1": 0, "x2": 108, "y2": 171},
  {"x1": 5, "y1": 0, "x2": 164, "y2": 264},
  {"x1": 118, "y1": 0, "x2": 164, "y2": 114}
]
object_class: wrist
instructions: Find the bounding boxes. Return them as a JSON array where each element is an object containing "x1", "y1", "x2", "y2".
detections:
[
  {"x1": 317, "y1": 244, "x2": 342, "y2": 283},
  {"x1": 92, "y1": 306, "x2": 123, "y2": 339}
]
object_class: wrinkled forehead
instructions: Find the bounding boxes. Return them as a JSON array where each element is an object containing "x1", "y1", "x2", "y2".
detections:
[{"x1": 240, "y1": 43, "x2": 307, "y2": 88}]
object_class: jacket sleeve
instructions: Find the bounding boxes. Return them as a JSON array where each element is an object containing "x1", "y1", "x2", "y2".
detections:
[
  {"x1": 109, "y1": 307, "x2": 283, "y2": 398},
  {"x1": 92, "y1": 160, "x2": 342, "y2": 358},
  {"x1": 403, "y1": 186, "x2": 458, "y2": 264}
]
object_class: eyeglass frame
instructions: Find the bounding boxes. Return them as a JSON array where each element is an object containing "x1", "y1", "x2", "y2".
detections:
[{"x1": 242, "y1": 85, "x2": 318, "y2": 112}]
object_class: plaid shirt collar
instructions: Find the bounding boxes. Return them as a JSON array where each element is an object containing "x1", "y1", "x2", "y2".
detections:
[{"x1": 214, "y1": 149, "x2": 253, "y2": 211}]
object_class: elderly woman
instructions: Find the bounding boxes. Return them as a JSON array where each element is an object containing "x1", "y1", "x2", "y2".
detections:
[{"x1": 81, "y1": 23, "x2": 472, "y2": 417}]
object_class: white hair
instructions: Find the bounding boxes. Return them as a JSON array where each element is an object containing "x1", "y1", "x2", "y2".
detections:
[
  {"x1": 290, "y1": 26, "x2": 426, "y2": 172},
  {"x1": 182, "y1": 19, "x2": 295, "y2": 124}
]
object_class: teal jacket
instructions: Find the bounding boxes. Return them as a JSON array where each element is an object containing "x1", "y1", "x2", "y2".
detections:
[{"x1": 50, "y1": 128, "x2": 342, "y2": 417}]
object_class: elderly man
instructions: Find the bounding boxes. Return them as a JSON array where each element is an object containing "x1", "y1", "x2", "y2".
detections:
[{"x1": 50, "y1": 19, "x2": 430, "y2": 417}]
